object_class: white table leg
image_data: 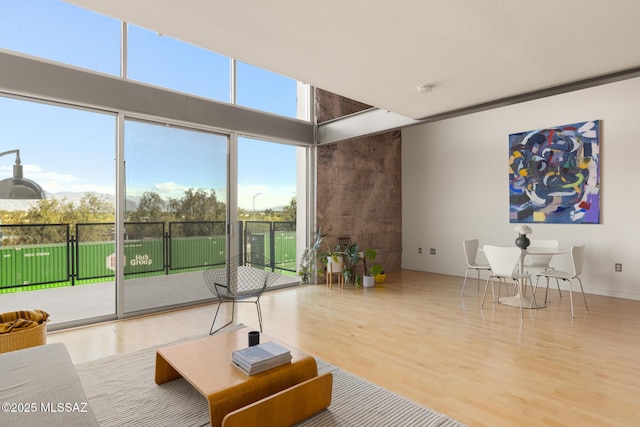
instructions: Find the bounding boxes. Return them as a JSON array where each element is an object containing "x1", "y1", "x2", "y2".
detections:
[{"x1": 498, "y1": 251, "x2": 546, "y2": 308}]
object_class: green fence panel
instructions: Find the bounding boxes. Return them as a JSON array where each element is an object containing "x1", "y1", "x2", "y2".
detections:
[
  {"x1": 1, "y1": 224, "x2": 295, "y2": 290},
  {"x1": 0, "y1": 247, "x2": 16, "y2": 288},
  {"x1": 170, "y1": 235, "x2": 226, "y2": 270},
  {"x1": 77, "y1": 241, "x2": 116, "y2": 280},
  {"x1": 248, "y1": 231, "x2": 296, "y2": 270},
  {"x1": 11, "y1": 244, "x2": 68, "y2": 286},
  {"x1": 124, "y1": 240, "x2": 164, "y2": 274},
  {"x1": 275, "y1": 231, "x2": 296, "y2": 266},
  {"x1": 250, "y1": 233, "x2": 266, "y2": 259}
]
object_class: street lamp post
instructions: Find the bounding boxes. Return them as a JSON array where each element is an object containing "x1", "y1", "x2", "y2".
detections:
[{"x1": 252, "y1": 193, "x2": 262, "y2": 221}]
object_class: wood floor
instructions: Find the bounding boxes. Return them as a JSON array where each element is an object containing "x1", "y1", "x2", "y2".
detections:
[{"x1": 48, "y1": 270, "x2": 640, "y2": 427}]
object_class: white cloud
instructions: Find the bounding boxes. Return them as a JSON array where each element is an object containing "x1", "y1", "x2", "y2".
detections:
[
  {"x1": 22, "y1": 164, "x2": 44, "y2": 173},
  {"x1": 0, "y1": 163, "x2": 84, "y2": 195},
  {"x1": 153, "y1": 182, "x2": 190, "y2": 198}
]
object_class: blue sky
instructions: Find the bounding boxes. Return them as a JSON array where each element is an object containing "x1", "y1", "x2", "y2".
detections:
[
  {"x1": 0, "y1": 0, "x2": 298, "y2": 210},
  {"x1": 0, "y1": 98, "x2": 116, "y2": 195}
]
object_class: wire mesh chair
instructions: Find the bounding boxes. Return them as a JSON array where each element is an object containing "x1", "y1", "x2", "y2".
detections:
[{"x1": 203, "y1": 253, "x2": 282, "y2": 334}]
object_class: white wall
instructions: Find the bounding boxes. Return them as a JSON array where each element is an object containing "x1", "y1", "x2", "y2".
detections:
[{"x1": 402, "y1": 77, "x2": 640, "y2": 300}]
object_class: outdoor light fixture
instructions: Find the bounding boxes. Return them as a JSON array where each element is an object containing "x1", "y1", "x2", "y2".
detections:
[
  {"x1": 253, "y1": 192, "x2": 262, "y2": 221},
  {"x1": 0, "y1": 149, "x2": 46, "y2": 199}
]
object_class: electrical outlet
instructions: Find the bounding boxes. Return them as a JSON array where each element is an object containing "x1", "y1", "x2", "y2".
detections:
[
  {"x1": 430, "y1": 248, "x2": 436, "y2": 255},
  {"x1": 418, "y1": 247, "x2": 422, "y2": 254},
  {"x1": 615, "y1": 263, "x2": 622, "y2": 272}
]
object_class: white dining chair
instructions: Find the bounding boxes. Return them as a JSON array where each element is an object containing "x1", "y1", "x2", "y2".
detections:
[
  {"x1": 482, "y1": 245, "x2": 531, "y2": 318},
  {"x1": 461, "y1": 239, "x2": 492, "y2": 297},
  {"x1": 534, "y1": 245, "x2": 588, "y2": 318},
  {"x1": 524, "y1": 239, "x2": 562, "y2": 299}
]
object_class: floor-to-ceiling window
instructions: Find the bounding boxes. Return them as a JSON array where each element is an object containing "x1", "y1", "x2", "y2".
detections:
[
  {"x1": 126, "y1": 24, "x2": 231, "y2": 102},
  {"x1": 0, "y1": 96, "x2": 117, "y2": 325},
  {"x1": 122, "y1": 119, "x2": 228, "y2": 314},
  {"x1": 238, "y1": 137, "x2": 298, "y2": 282},
  {"x1": 0, "y1": 0, "x2": 120, "y2": 75},
  {"x1": 236, "y1": 62, "x2": 301, "y2": 119},
  {"x1": 0, "y1": 0, "x2": 312, "y2": 327}
]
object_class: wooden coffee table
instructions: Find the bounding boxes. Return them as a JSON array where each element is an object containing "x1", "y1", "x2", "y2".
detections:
[{"x1": 155, "y1": 327, "x2": 318, "y2": 427}]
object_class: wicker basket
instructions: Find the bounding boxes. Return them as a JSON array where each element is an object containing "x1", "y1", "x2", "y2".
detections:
[{"x1": 0, "y1": 321, "x2": 48, "y2": 354}]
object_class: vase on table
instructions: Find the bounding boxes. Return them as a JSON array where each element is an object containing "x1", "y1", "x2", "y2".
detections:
[{"x1": 515, "y1": 234, "x2": 530, "y2": 249}]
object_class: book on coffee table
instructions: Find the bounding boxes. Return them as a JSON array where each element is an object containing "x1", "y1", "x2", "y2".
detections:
[{"x1": 232, "y1": 341, "x2": 292, "y2": 375}]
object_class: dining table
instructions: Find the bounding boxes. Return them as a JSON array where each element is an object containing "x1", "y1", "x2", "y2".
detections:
[{"x1": 498, "y1": 247, "x2": 568, "y2": 309}]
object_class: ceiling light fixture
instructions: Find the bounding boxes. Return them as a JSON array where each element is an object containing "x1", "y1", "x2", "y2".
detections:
[
  {"x1": 417, "y1": 84, "x2": 434, "y2": 94},
  {"x1": 0, "y1": 149, "x2": 46, "y2": 199}
]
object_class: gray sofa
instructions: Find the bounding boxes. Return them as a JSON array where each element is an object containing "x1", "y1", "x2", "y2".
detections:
[{"x1": 0, "y1": 342, "x2": 99, "y2": 427}]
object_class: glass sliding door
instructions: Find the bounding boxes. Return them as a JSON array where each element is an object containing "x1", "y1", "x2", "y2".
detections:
[
  {"x1": 237, "y1": 137, "x2": 299, "y2": 286},
  {"x1": 0, "y1": 96, "x2": 116, "y2": 327},
  {"x1": 122, "y1": 119, "x2": 228, "y2": 314}
]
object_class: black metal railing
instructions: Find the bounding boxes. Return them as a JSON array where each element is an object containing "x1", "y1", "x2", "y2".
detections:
[{"x1": 0, "y1": 221, "x2": 296, "y2": 290}]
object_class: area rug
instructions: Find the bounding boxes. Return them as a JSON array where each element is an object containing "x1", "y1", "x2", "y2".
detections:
[{"x1": 75, "y1": 335, "x2": 466, "y2": 426}]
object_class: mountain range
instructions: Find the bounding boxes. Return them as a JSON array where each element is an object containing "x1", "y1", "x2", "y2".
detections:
[{"x1": 0, "y1": 192, "x2": 138, "y2": 212}]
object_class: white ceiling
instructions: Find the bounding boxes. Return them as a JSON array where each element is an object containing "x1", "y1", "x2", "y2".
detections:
[{"x1": 66, "y1": 0, "x2": 640, "y2": 121}]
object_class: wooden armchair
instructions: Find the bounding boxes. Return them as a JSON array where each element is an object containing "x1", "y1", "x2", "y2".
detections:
[{"x1": 222, "y1": 373, "x2": 333, "y2": 427}]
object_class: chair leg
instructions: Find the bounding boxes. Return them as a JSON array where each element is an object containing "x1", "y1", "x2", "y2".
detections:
[
  {"x1": 461, "y1": 268, "x2": 471, "y2": 297},
  {"x1": 476, "y1": 269, "x2": 481, "y2": 292},
  {"x1": 255, "y1": 300, "x2": 263, "y2": 332},
  {"x1": 541, "y1": 277, "x2": 551, "y2": 304},
  {"x1": 497, "y1": 278, "x2": 505, "y2": 300},
  {"x1": 210, "y1": 301, "x2": 234, "y2": 335},
  {"x1": 530, "y1": 277, "x2": 538, "y2": 310},
  {"x1": 517, "y1": 279, "x2": 524, "y2": 318},
  {"x1": 498, "y1": 278, "x2": 511, "y2": 297},
  {"x1": 546, "y1": 278, "x2": 561, "y2": 301},
  {"x1": 481, "y1": 277, "x2": 492, "y2": 308},
  {"x1": 543, "y1": 268, "x2": 562, "y2": 299},
  {"x1": 566, "y1": 279, "x2": 575, "y2": 318},
  {"x1": 576, "y1": 277, "x2": 589, "y2": 312}
]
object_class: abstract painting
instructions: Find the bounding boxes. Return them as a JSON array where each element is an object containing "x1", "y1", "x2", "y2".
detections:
[{"x1": 509, "y1": 120, "x2": 601, "y2": 224}]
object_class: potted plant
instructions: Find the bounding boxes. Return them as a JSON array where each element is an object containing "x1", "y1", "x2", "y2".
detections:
[
  {"x1": 297, "y1": 228, "x2": 324, "y2": 284},
  {"x1": 373, "y1": 264, "x2": 386, "y2": 284},
  {"x1": 362, "y1": 248, "x2": 382, "y2": 288},
  {"x1": 319, "y1": 243, "x2": 344, "y2": 277},
  {"x1": 339, "y1": 242, "x2": 361, "y2": 286}
]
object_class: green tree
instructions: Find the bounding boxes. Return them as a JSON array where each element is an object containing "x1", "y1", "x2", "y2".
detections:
[
  {"x1": 281, "y1": 196, "x2": 296, "y2": 222},
  {"x1": 1, "y1": 209, "x2": 27, "y2": 224},
  {"x1": 128, "y1": 191, "x2": 170, "y2": 223},
  {"x1": 168, "y1": 188, "x2": 225, "y2": 221},
  {"x1": 16, "y1": 193, "x2": 115, "y2": 243},
  {"x1": 75, "y1": 193, "x2": 115, "y2": 224},
  {"x1": 25, "y1": 198, "x2": 75, "y2": 225},
  {"x1": 237, "y1": 207, "x2": 249, "y2": 220},
  {"x1": 24, "y1": 193, "x2": 114, "y2": 227}
]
